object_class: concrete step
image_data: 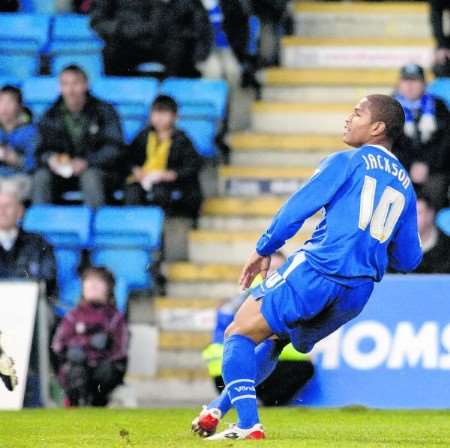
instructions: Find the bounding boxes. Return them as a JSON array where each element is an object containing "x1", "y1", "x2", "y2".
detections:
[
  {"x1": 188, "y1": 229, "x2": 311, "y2": 264},
  {"x1": 218, "y1": 165, "x2": 315, "y2": 196},
  {"x1": 229, "y1": 132, "x2": 339, "y2": 166},
  {"x1": 157, "y1": 351, "x2": 207, "y2": 371},
  {"x1": 251, "y1": 102, "x2": 350, "y2": 134},
  {"x1": 294, "y1": 2, "x2": 430, "y2": 38},
  {"x1": 202, "y1": 196, "x2": 287, "y2": 217},
  {"x1": 159, "y1": 330, "x2": 211, "y2": 350},
  {"x1": 199, "y1": 215, "x2": 272, "y2": 232},
  {"x1": 155, "y1": 297, "x2": 218, "y2": 331},
  {"x1": 165, "y1": 262, "x2": 241, "y2": 298},
  {"x1": 156, "y1": 367, "x2": 210, "y2": 381},
  {"x1": 282, "y1": 36, "x2": 433, "y2": 69}
]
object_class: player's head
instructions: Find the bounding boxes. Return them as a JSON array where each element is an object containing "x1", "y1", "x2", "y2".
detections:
[
  {"x1": 397, "y1": 64, "x2": 426, "y2": 101},
  {"x1": 59, "y1": 64, "x2": 89, "y2": 111},
  {"x1": 150, "y1": 95, "x2": 178, "y2": 132},
  {"x1": 416, "y1": 193, "x2": 437, "y2": 237},
  {"x1": 81, "y1": 266, "x2": 116, "y2": 306},
  {"x1": 343, "y1": 95, "x2": 405, "y2": 148},
  {"x1": 0, "y1": 183, "x2": 23, "y2": 232}
]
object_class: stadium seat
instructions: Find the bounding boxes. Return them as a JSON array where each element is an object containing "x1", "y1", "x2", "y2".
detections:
[
  {"x1": 22, "y1": 76, "x2": 59, "y2": 117},
  {"x1": 92, "y1": 206, "x2": 164, "y2": 250},
  {"x1": 0, "y1": 14, "x2": 50, "y2": 50},
  {"x1": 91, "y1": 77, "x2": 159, "y2": 119},
  {"x1": 427, "y1": 78, "x2": 450, "y2": 109},
  {"x1": 22, "y1": 205, "x2": 93, "y2": 248},
  {"x1": 0, "y1": 53, "x2": 39, "y2": 80},
  {"x1": 54, "y1": 248, "x2": 82, "y2": 313},
  {"x1": 159, "y1": 78, "x2": 228, "y2": 122},
  {"x1": 436, "y1": 208, "x2": 450, "y2": 236},
  {"x1": 177, "y1": 118, "x2": 216, "y2": 157},
  {"x1": 0, "y1": 76, "x2": 21, "y2": 88},
  {"x1": 51, "y1": 52, "x2": 103, "y2": 79},
  {"x1": 20, "y1": 0, "x2": 56, "y2": 13},
  {"x1": 52, "y1": 15, "x2": 103, "y2": 51},
  {"x1": 123, "y1": 117, "x2": 145, "y2": 143},
  {"x1": 91, "y1": 248, "x2": 152, "y2": 291}
]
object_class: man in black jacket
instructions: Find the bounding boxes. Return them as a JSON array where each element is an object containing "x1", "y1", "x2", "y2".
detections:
[
  {"x1": 90, "y1": 0, "x2": 213, "y2": 77},
  {"x1": 0, "y1": 185, "x2": 57, "y2": 295},
  {"x1": 393, "y1": 64, "x2": 450, "y2": 209},
  {"x1": 32, "y1": 65, "x2": 123, "y2": 207},
  {"x1": 124, "y1": 95, "x2": 203, "y2": 220}
]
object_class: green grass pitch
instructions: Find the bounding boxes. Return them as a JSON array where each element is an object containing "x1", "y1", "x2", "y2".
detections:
[{"x1": 0, "y1": 407, "x2": 449, "y2": 447}]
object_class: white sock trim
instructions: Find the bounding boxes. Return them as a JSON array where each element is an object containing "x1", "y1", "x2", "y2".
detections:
[
  {"x1": 230, "y1": 394, "x2": 257, "y2": 404},
  {"x1": 226, "y1": 378, "x2": 255, "y2": 389}
]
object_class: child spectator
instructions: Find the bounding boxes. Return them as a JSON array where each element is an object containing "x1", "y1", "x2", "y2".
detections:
[
  {"x1": 124, "y1": 95, "x2": 203, "y2": 221},
  {"x1": 393, "y1": 64, "x2": 450, "y2": 209},
  {"x1": 52, "y1": 267, "x2": 128, "y2": 407},
  {"x1": 0, "y1": 86, "x2": 37, "y2": 199},
  {"x1": 32, "y1": 65, "x2": 123, "y2": 207}
]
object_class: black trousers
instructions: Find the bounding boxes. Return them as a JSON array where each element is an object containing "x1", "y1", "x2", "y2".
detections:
[
  {"x1": 214, "y1": 360, "x2": 314, "y2": 407},
  {"x1": 59, "y1": 359, "x2": 126, "y2": 407}
]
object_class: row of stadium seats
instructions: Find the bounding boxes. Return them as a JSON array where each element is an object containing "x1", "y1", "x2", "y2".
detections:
[
  {"x1": 22, "y1": 205, "x2": 164, "y2": 314},
  {"x1": 1, "y1": 75, "x2": 228, "y2": 155}
]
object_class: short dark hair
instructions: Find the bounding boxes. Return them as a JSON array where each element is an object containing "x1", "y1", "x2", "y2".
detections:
[
  {"x1": 0, "y1": 85, "x2": 22, "y2": 105},
  {"x1": 60, "y1": 64, "x2": 88, "y2": 81},
  {"x1": 152, "y1": 95, "x2": 178, "y2": 114},
  {"x1": 366, "y1": 94, "x2": 405, "y2": 142},
  {"x1": 81, "y1": 266, "x2": 116, "y2": 305}
]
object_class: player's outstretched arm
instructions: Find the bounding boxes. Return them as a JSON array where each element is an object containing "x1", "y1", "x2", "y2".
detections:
[
  {"x1": 256, "y1": 152, "x2": 352, "y2": 256},
  {"x1": 239, "y1": 251, "x2": 271, "y2": 290},
  {"x1": 389, "y1": 196, "x2": 423, "y2": 272},
  {"x1": 0, "y1": 333, "x2": 18, "y2": 392}
]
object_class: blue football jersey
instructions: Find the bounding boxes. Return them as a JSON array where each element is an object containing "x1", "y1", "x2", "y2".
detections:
[{"x1": 256, "y1": 144, "x2": 423, "y2": 285}]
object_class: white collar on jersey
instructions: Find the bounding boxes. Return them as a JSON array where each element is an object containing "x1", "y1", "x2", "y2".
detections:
[{"x1": 368, "y1": 144, "x2": 398, "y2": 160}]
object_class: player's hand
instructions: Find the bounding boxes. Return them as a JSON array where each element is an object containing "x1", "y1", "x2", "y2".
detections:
[
  {"x1": 0, "y1": 352, "x2": 18, "y2": 392},
  {"x1": 239, "y1": 251, "x2": 271, "y2": 291}
]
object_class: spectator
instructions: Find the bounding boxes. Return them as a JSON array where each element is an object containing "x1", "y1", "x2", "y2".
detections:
[
  {"x1": 90, "y1": 0, "x2": 213, "y2": 78},
  {"x1": 0, "y1": 183, "x2": 56, "y2": 296},
  {"x1": 51, "y1": 267, "x2": 128, "y2": 407},
  {"x1": 415, "y1": 193, "x2": 450, "y2": 273},
  {"x1": 124, "y1": 95, "x2": 203, "y2": 221},
  {"x1": 393, "y1": 64, "x2": 450, "y2": 209},
  {"x1": 0, "y1": 0, "x2": 19, "y2": 12},
  {"x1": 203, "y1": 251, "x2": 314, "y2": 407},
  {"x1": 429, "y1": 0, "x2": 450, "y2": 76},
  {"x1": 32, "y1": 65, "x2": 123, "y2": 207},
  {"x1": 0, "y1": 85, "x2": 37, "y2": 199}
]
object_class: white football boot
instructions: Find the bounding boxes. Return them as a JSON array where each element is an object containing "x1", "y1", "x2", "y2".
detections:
[{"x1": 205, "y1": 423, "x2": 265, "y2": 441}]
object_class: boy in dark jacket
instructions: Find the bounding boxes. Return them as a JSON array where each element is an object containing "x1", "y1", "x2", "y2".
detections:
[
  {"x1": 32, "y1": 65, "x2": 123, "y2": 207},
  {"x1": 124, "y1": 95, "x2": 203, "y2": 220},
  {"x1": 52, "y1": 267, "x2": 128, "y2": 407}
]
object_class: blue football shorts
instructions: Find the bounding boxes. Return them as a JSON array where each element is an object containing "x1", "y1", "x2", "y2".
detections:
[{"x1": 250, "y1": 252, "x2": 374, "y2": 353}]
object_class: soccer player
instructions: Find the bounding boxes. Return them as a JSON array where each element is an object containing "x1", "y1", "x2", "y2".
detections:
[
  {"x1": 0, "y1": 331, "x2": 18, "y2": 391},
  {"x1": 191, "y1": 94, "x2": 422, "y2": 440}
]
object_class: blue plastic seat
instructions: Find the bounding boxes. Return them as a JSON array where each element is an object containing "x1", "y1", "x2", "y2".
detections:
[
  {"x1": 160, "y1": 78, "x2": 228, "y2": 122},
  {"x1": 427, "y1": 78, "x2": 450, "y2": 109},
  {"x1": 93, "y1": 206, "x2": 164, "y2": 250},
  {"x1": 91, "y1": 77, "x2": 159, "y2": 118},
  {"x1": 0, "y1": 53, "x2": 39, "y2": 80},
  {"x1": 437, "y1": 208, "x2": 450, "y2": 236},
  {"x1": 0, "y1": 13, "x2": 51, "y2": 50},
  {"x1": 177, "y1": 118, "x2": 216, "y2": 157},
  {"x1": 91, "y1": 248, "x2": 152, "y2": 290},
  {"x1": 22, "y1": 205, "x2": 93, "y2": 248},
  {"x1": 20, "y1": 0, "x2": 56, "y2": 13},
  {"x1": 52, "y1": 15, "x2": 103, "y2": 51},
  {"x1": 0, "y1": 76, "x2": 21, "y2": 87},
  {"x1": 123, "y1": 117, "x2": 145, "y2": 143},
  {"x1": 54, "y1": 248, "x2": 82, "y2": 313},
  {"x1": 22, "y1": 76, "x2": 59, "y2": 117},
  {"x1": 51, "y1": 53, "x2": 103, "y2": 79}
]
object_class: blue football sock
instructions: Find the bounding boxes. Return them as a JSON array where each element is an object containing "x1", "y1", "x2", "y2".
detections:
[
  {"x1": 208, "y1": 339, "x2": 281, "y2": 417},
  {"x1": 221, "y1": 334, "x2": 259, "y2": 429}
]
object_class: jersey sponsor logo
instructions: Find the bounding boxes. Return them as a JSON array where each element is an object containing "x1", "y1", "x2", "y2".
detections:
[
  {"x1": 313, "y1": 320, "x2": 450, "y2": 370},
  {"x1": 234, "y1": 385, "x2": 256, "y2": 393}
]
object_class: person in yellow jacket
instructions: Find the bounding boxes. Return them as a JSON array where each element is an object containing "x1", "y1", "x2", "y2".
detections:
[{"x1": 202, "y1": 251, "x2": 314, "y2": 406}]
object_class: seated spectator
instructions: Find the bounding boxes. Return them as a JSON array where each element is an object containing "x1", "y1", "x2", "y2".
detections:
[
  {"x1": 0, "y1": 182, "x2": 56, "y2": 296},
  {"x1": 393, "y1": 64, "x2": 450, "y2": 209},
  {"x1": 0, "y1": 0, "x2": 19, "y2": 12},
  {"x1": 51, "y1": 267, "x2": 128, "y2": 407},
  {"x1": 415, "y1": 193, "x2": 450, "y2": 273},
  {"x1": 90, "y1": 0, "x2": 212, "y2": 78},
  {"x1": 0, "y1": 86, "x2": 37, "y2": 200},
  {"x1": 124, "y1": 95, "x2": 203, "y2": 220},
  {"x1": 32, "y1": 65, "x2": 123, "y2": 207},
  {"x1": 429, "y1": 0, "x2": 450, "y2": 77},
  {"x1": 203, "y1": 251, "x2": 314, "y2": 407}
]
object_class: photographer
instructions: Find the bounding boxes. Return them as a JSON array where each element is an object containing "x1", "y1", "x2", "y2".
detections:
[{"x1": 51, "y1": 267, "x2": 128, "y2": 407}]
